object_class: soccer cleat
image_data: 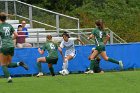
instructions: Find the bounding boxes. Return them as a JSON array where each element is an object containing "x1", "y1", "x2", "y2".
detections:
[
  {"x1": 7, "y1": 77, "x2": 12, "y2": 83},
  {"x1": 119, "y1": 60, "x2": 123, "y2": 70},
  {"x1": 36, "y1": 72, "x2": 43, "y2": 77},
  {"x1": 19, "y1": 62, "x2": 29, "y2": 70},
  {"x1": 85, "y1": 70, "x2": 94, "y2": 74}
]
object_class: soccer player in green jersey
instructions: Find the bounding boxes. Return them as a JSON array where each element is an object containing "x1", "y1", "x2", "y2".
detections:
[
  {"x1": 0, "y1": 12, "x2": 28, "y2": 83},
  {"x1": 86, "y1": 19, "x2": 123, "y2": 73},
  {"x1": 36, "y1": 35, "x2": 59, "y2": 77}
]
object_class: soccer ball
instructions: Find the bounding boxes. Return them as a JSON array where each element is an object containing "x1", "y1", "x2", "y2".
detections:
[{"x1": 60, "y1": 69, "x2": 69, "y2": 76}]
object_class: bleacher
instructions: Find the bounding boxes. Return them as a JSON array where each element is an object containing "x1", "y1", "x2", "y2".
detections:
[{"x1": 6, "y1": 20, "x2": 77, "y2": 47}]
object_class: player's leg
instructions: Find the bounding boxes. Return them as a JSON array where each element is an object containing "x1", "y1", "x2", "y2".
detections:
[
  {"x1": 90, "y1": 50, "x2": 99, "y2": 68},
  {"x1": 93, "y1": 63, "x2": 104, "y2": 73},
  {"x1": 7, "y1": 55, "x2": 28, "y2": 70},
  {"x1": 59, "y1": 54, "x2": 73, "y2": 75},
  {"x1": 89, "y1": 50, "x2": 99, "y2": 70},
  {"x1": 94, "y1": 57, "x2": 104, "y2": 73},
  {"x1": 47, "y1": 58, "x2": 58, "y2": 76},
  {"x1": 36, "y1": 57, "x2": 46, "y2": 77},
  {"x1": 63, "y1": 55, "x2": 73, "y2": 70},
  {"x1": 0, "y1": 47, "x2": 14, "y2": 83},
  {"x1": 5, "y1": 47, "x2": 28, "y2": 70},
  {"x1": 60, "y1": 50, "x2": 76, "y2": 75},
  {"x1": 48, "y1": 63, "x2": 55, "y2": 76},
  {"x1": 85, "y1": 50, "x2": 99, "y2": 74},
  {"x1": 100, "y1": 51, "x2": 123, "y2": 69},
  {"x1": 0, "y1": 53, "x2": 12, "y2": 83}
]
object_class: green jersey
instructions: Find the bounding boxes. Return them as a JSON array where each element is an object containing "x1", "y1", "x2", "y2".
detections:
[
  {"x1": 0, "y1": 22, "x2": 15, "y2": 48},
  {"x1": 92, "y1": 27, "x2": 106, "y2": 46},
  {"x1": 42, "y1": 41, "x2": 58, "y2": 58}
]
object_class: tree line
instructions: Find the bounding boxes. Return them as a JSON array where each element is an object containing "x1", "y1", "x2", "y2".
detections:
[{"x1": 20, "y1": 0, "x2": 140, "y2": 42}]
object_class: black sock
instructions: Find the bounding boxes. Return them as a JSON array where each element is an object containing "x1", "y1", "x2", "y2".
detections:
[{"x1": 49, "y1": 67, "x2": 55, "y2": 76}]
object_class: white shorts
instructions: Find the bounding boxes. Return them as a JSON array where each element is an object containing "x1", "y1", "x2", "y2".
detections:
[{"x1": 65, "y1": 50, "x2": 76, "y2": 58}]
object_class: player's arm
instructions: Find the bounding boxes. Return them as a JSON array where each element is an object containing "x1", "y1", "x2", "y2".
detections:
[
  {"x1": 87, "y1": 34, "x2": 94, "y2": 40},
  {"x1": 12, "y1": 31, "x2": 18, "y2": 40},
  {"x1": 76, "y1": 38, "x2": 85, "y2": 45},
  {"x1": 104, "y1": 34, "x2": 110, "y2": 45},
  {"x1": 88, "y1": 29, "x2": 95, "y2": 40},
  {"x1": 38, "y1": 48, "x2": 45, "y2": 55},
  {"x1": 58, "y1": 47, "x2": 64, "y2": 59},
  {"x1": 58, "y1": 41, "x2": 65, "y2": 59}
]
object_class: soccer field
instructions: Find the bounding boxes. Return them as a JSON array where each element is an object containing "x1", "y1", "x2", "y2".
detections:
[{"x1": 0, "y1": 71, "x2": 139, "y2": 93}]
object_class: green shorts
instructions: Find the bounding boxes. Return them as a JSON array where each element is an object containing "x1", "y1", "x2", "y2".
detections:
[
  {"x1": 45, "y1": 57, "x2": 58, "y2": 64},
  {"x1": 0, "y1": 47, "x2": 14, "y2": 56},
  {"x1": 95, "y1": 45, "x2": 105, "y2": 53}
]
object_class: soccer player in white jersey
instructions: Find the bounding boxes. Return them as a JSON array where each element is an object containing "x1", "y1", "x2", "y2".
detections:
[{"x1": 58, "y1": 32, "x2": 84, "y2": 75}]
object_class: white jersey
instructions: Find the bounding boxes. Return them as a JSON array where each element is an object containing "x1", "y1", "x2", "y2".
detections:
[{"x1": 60, "y1": 39, "x2": 75, "y2": 57}]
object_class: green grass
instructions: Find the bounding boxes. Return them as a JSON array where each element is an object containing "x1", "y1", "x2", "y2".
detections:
[{"x1": 0, "y1": 71, "x2": 140, "y2": 93}]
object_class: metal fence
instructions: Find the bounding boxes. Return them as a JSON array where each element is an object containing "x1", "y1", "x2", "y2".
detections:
[
  {"x1": 60, "y1": 28, "x2": 127, "y2": 44},
  {"x1": 0, "y1": 0, "x2": 127, "y2": 46},
  {"x1": 0, "y1": 0, "x2": 79, "y2": 36},
  {"x1": 18, "y1": 28, "x2": 126, "y2": 47}
]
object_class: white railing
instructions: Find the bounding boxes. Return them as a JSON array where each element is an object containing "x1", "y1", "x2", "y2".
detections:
[
  {"x1": 0, "y1": 0, "x2": 80, "y2": 36},
  {"x1": 17, "y1": 28, "x2": 126, "y2": 47},
  {"x1": 0, "y1": 0, "x2": 127, "y2": 46},
  {"x1": 61, "y1": 28, "x2": 127, "y2": 44}
]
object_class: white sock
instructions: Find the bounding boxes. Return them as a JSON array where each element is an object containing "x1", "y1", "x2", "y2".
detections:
[
  {"x1": 17, "y1": 62, "x2": 20, "y2": 66},
  {"x1": 62, "y1": 59, "x2": 68, "y2": 70},
  {"x1": 65, "y1": 61, "x2": 68, "y2": 69},
  {"x1": 62, "y1": 63, "x2": 67, "y2": 70}
]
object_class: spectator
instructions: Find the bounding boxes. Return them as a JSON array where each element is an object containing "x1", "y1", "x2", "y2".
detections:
[
  {"x1": 21, "y1": 20, "x2": 28, "y2": 37},
  {"x1": 16, "y1": 25, "x2": 32, "y2": 48}
]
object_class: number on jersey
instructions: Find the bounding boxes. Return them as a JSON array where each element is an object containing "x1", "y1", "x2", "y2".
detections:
[
  {"x1": 3, "y1": 27, "x2": 10, "y2": 36},
  {"x1": 50, "y1": 43, "x2": 55, "y2": 49},
  {"x1": 99, "y1": 31, "x2": 103, "y2": 38}
]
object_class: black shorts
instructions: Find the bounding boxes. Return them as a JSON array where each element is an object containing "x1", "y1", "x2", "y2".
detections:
[{"x1": 45, "y1": 56, "x2": 58, "y2": 64}]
